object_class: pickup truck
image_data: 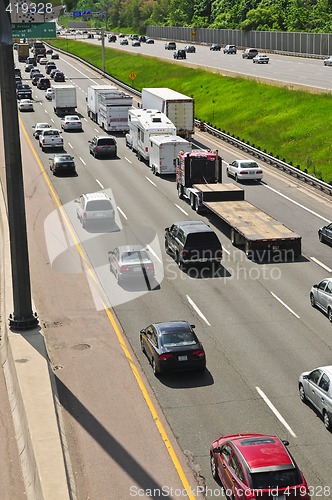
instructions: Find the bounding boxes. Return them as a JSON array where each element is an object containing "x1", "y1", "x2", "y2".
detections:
[{"x1": 39, "y1": 129, "x2": 64, "y2": 151}]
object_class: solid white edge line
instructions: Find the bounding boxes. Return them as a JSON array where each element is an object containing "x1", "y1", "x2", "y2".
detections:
[
  {"x1": 175, "y1": 204, "x2": 188, "y2": 216},
  {"x1": 264, "y1": 185, "x2": 331, "y2": 223},
  {"x1": 146, "y1": 177, "x2": 156, "y2": 187},
  {"x1": 117, "y1": 206, "x2": 127, "y2": 219},
  {"x1": 146, "y1": 245, "x2": 162, "y2": 264},
  {"x1": 310, "y1": 257, "x2": 332, "y2": 273},
  {"x1": 79, "y1": 157, "x2": 86, "y2": 165},
  {"x1": 256, "y1": 386, "x2": 297, "y2": 438},
  {"x1": 270, "y1": 291, "x2": 300, "y2": 318},
  {"x1": 125, "y1": 157, "x2": 132, "y2": 164},
  {"x1": 96, "y1": 179, "x2": 104, "y2": 189},
  {"x1": 186, "y1": 295, "x2": 211, "y2": 326}
]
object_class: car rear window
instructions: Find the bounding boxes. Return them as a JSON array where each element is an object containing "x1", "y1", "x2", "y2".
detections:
[
  {"x1": 161, "y1": 330, "x2": 197, "y2": 347},
  {"x1": 97, "y1": 138, "x2": 115, "y2": 146},
  {"x1": 186, "y1": 232, "x2": 221, "y2": 248},
  {"x1": 121, "y1": 251, "x2": 148, "y2": 261},
  {"x1": 251, "y1": 468, "x2": 302, "y2": 489},
  {"x1": 86, "y1": 200, "x2": 113, "y2": 211},
  {"x1": 44, "y1": 130, "x2": 60, "y2": 136}
]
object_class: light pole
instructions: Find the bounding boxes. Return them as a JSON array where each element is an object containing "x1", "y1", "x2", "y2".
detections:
[{"x1": 0, "y1": 0, "x2": 38, "y2": 329}]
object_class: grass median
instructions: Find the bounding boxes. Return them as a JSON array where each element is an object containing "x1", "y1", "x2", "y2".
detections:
[{"x1": 47, "y1": 39, "x2": 332, "y2": 183}]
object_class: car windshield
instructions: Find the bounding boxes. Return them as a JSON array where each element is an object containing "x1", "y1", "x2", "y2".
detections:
[
  {"x1": 161, "y1": 330, "x2": 197, "y2": 347},
  {"x1": 251, "y1": 468, "x2": 302, "y2": 489},
  {"x1": 121, "y1": 251, "x2": 148, "y2": 262}
]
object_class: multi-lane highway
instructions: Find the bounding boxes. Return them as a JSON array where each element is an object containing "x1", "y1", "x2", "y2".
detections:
[
  {"x1": 11, "y1": 46, "x2": 332, "y2": 499},
  {"x1": 64, "y1": 32, "x2": 332, "y2": 92}
]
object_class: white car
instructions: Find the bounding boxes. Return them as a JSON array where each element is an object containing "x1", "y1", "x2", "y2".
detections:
[
  {"x1": 75, "y1": 192, "x2": 115, "y2": 229},
  {"x1": 324, "y1": 56, "x2": 332, "y2": 66},
  {"x1": 310, "y1": 277, "x2": 332, "y2": 322},
  {"x1": 39, "y1": 57, "x2": 48, "y2": 65},
  {"x1": 299, "y1": 365, "x2": 332, "y2": 429},
  {"x1": 60, "y1": 115, "x2": 83, "y2": 131},
  {"x1": 226, "y1": 159, "x2": 263, "y2": 182},
  {"x1": 253, "y1": 54, "x2": 269, "y2": 64},
  {"x1": 19, "y1": 99, "x2": 34, "y2": 112},
  {"x1": 45, "y1": 88, "x2": 53, "y2": 100},
  {"x1": 32, "y1": 122, "x2": 52, "y2": 138},
  {"x1": 39, "y1": 129, "x2": 63, "y2": 151}
]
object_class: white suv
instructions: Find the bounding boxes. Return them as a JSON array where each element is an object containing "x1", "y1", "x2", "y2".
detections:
[{"x1": 76, "y1": 192, "x2": 115, "y2": 229}]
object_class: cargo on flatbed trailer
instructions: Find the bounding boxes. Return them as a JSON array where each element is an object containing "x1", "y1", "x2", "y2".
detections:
[{"x1": 176, "y1": 150, "x2": 302, "y2": 260}]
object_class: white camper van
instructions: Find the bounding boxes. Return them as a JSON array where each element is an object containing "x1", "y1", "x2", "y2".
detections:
[
  {"x1": 149, "y1": 134, "x2": 192, "y2": 175},
  {"x1": 126, "y1": 108, "x2": 176, "y2": 161}
]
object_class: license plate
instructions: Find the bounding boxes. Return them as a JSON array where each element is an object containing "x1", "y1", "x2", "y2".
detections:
[
  {"x1": 178, "y1": 355, "x2": 188, "y2": 361},
  {"x1": 134, "y1": 266, "x2": 141, "y2": 271}
]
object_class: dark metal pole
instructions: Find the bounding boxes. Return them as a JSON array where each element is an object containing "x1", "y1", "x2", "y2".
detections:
[{"x1": 0, "y1": 0, "x2": 38, "y2": 329}]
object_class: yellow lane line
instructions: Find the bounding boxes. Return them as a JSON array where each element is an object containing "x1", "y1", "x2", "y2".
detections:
[{"x1": 20, "y1": 119, "x2": 197, "y2": 500}]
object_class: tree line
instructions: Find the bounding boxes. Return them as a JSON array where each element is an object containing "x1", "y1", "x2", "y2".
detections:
[{"x1": 64, "y1": 0, "x2": 332, "y2": 33}]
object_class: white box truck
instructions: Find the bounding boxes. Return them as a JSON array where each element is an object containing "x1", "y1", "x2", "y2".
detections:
[
  {"x1": 52, "y1": 85, "x2": 77, "y2": 116},
  {"x1": 87, "y1": 85, "x2": 133, "y2": 132},
  {"x1": 126, "y1": 108, "x2": 176, "y2": 162},
  {"x1": 149, "y1": 134, "x2": 192, "y2": 175},
  {"x1": 141, "y1": 88, "x2": 194, "y2": 139}
]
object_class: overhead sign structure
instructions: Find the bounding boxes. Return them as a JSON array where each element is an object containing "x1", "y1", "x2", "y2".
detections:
[{"x1": 12, "y1": 22, "x2": 56, "y2": 39}]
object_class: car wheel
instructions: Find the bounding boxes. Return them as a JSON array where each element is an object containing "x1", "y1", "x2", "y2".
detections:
[
  {"x1": 328, "y1": 308, "x2": 332, "y2": 323},
  {"x1": 226, "y1": 168, "x2": 230, "y2": 177},
  {"x1": 235, "y1": 174, "x2": 239, "y2": 182},
  {"x1": 176, "y1": 251, "x2": 182, "y2": 269},
  {"x1": 164, "y1": 240, "x2": 170, "y2": 254},
  {"x1": 299, "y1": 383, "x2": 307, "y2": 403},
  {"x1": 319, "y1": 232, "x2": 324, "y2": 243},
  {"x1": 310, "y1": 292, "x2": 316, "y2": 307},
  {"x1": 324, "y1": 410, "x2": 331, "y2": 430},
  {"x1": 140, "y1": 337, "x2": 146, "y2": 354},
  {"x1": 177, "y1": 183, "x2": 184, "y2": 199},
  {"x1": 151, "y1": 358, "x2": 159, "y2": 376},
  {"x1": 210, "y1": 453, "x2": 218, "y2": 480}
]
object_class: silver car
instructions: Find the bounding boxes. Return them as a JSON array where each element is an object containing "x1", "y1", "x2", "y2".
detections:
[
  {"x1": 226, "y1": 159, "x2": 263, "y2": 182},
  {"x1": 76, "y1": 192, "x2": 115, "y2": 229},
  {"x1": 108, "y1": 245, "x2": 155, "y2": 284},
  {"x1": 299, "y1": 366, "x2": 332, "y2": 429},
  {"x1": 310, "y1": 277, "x2": 332, "y2": 322},
  {"x1": 32, "y1": 122, "x2": 52, "y2": 138},
  {"x1": 324, "y1": 56, "x2": 332, "y2": 66},
  {"x1": 61, "y1": 115, "x2": 83, "y2": 131},
  {"x1": 253, "y1": 54, "x2": 269, "y2": 64}
]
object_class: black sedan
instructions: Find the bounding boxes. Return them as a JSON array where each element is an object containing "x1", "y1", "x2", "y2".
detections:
[
  {"x1": 140, "y1": 321, "x2": 206, "y2": 376},
  {"x1": 210, "y1": 44, "x2": 221, "y2": 51},
  {"x1": 51, "y1": 53, "x2": 59, "y2": 60},
  {"x1": 319, "y1": 222, "x2": 332, "y2": 245},
  {"x1": 53, "y1": 71, "x2": 65, "y2": 82},
  {"x1": 49, "y1": 154, "x2": 76, "y2": 176}
]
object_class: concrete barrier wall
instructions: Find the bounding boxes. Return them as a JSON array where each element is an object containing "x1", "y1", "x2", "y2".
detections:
[{"x1": 147, "y1": 26, "x2": 332, "y2": 57}]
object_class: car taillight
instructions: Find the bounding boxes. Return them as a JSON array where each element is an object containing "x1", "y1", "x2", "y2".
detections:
[
  {"x1": 240, "y1": 171, "x2": 249, "y2": 174},
  {"x1": 181, "y1": 250, "x2": 188, "y2": 257},
  {"x1": 159, "y1": 353, "x2": 173, "y2": 361},
  {"x1": 192, "y1": 349, "x2": 205, "y2": 358},
  {"x1": 256, "y1": 170, "x2": 263, "y2": 174},
  {"x1": 120, "y1": 265, "x2": 130, "y2": 272},
  {"x1": 95, "y1": 146, "x2": 99, "y2": 151}
]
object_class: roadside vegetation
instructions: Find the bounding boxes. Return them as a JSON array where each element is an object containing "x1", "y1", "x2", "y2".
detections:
[{"x1": 48, "y1": 39, "x2": 332, "y2": 183}]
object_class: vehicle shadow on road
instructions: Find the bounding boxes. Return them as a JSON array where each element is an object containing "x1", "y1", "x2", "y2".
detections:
[{"x1": 157, "y1": 368, "x2": 214, "y2": 389}]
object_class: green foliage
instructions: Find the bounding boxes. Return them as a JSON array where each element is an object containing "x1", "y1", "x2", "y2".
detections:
[
  {"x1": 62, "y1": 0, "x2": 332, "y2": 32},
  {"x1": 47, "y1": 38, "x2": 332, "y2": 182}
]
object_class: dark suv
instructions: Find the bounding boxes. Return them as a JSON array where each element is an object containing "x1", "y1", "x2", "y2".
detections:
[
  {"x1": 89, "y1": 135, "x2": 117, "y2": 158},
  {"x1": 174, "y1": 50, "x2": 186, "y2": 60},
  {"x1": 164, "y1": 220, "x2": 222, "y2": 268},
  {"x1": 223, "y1": 44, "x2": 237, "y2": 54}
]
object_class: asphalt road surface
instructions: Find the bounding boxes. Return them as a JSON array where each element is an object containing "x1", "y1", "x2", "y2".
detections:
[{"x1": 8, "y1": 47, "x2": 332, "y2": 499}]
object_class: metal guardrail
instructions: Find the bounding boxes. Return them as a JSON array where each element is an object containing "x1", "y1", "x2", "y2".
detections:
[
  {"x1": 195, "y1": 119, "x2": 332, "y2": 196},
  {"x1": 46, "y1": 44, "x2": 332, "y2": 196}
]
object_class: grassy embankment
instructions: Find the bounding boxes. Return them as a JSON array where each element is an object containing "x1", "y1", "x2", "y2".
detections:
[{"x1": 48, "y1": 38, "x2": 332, "y2": 183}]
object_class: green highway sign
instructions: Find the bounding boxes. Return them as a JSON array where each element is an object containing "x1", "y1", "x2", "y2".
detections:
[{"x1": 12, "y1": 22, "x2": 56, "y2": 39}]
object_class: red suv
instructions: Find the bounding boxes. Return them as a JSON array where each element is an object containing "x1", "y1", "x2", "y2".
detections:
[{"x1": 210, "y1": 433, "x2": 310, "y2": 499}]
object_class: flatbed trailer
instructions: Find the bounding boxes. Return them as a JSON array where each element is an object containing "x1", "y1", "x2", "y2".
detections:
[{"x1": 191, "y1": 183, "x2": 302, "y2": 259}]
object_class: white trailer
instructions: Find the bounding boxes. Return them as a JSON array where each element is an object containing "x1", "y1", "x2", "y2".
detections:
[
  {"x1": 149, "y1": 134, "x2": 192, "y2": 175},
  {"x1": 87, "y1": 85, "x2": 133, "y2": 131},
  {"x1": 52, "y1": 85, "x2": 77, "y2": 116},
  {"x1": 126, "y1": 108, "x2": 176, "y2": 161},
  {"x1": 141, "y1": 88, "x2": 194, "y2": 139}
]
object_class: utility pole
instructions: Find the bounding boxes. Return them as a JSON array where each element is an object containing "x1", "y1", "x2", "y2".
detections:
[{"x1": 0, "y1": 0, "x2": 38, "y2": 329}]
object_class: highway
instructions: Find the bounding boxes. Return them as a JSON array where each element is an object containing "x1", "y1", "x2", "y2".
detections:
[
  {"x1": 65, "y1": 32, "x2": 332, "y2": 92},
  {"x1": 12, "y1": 47, "x2": 332, "y2": 498}
]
